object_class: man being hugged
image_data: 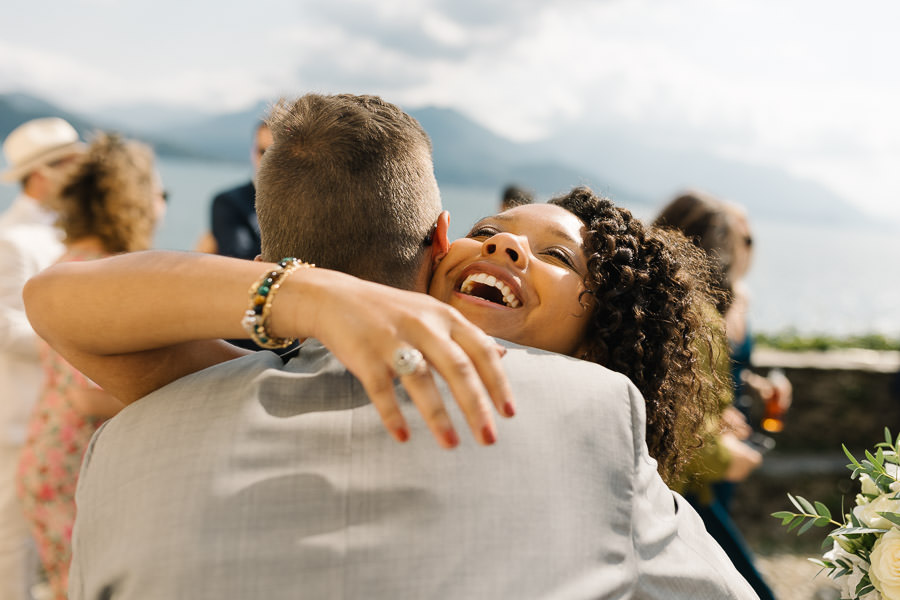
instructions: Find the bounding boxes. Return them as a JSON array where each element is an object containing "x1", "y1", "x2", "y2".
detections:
[{"x1": 26, "y1": 94, "x2": 757, "y2": 599}]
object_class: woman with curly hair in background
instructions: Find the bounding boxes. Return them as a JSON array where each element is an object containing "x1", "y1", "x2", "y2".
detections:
[
  {"x1": 654, "y1": 190, "x2": 781, "y2": 600},
  {"x1": 15, "y1": 133, "x2": 166, "y2": 599}
]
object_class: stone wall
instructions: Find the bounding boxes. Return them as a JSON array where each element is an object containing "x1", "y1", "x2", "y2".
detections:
[{"x1": 727, "y1": 349, "x2": 900, "y2": 553}]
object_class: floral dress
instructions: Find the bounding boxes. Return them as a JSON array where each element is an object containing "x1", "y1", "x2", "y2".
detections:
[{"x1": 15, "y1": 248, "x2": 111, "y2": 600}]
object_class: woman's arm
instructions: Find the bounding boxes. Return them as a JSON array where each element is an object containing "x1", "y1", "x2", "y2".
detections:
[
  {"x1": 24, "y1": 251, "x2": 513, "y2": 447},
  {"x1": 70, "y1": 388, "x2": 125, "y2": 420}
]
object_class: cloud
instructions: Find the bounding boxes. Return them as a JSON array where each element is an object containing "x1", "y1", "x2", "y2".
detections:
[
  {"x1": 2, "y1": 0, "x2": 899, "y2": 215},
  {"x1": 291, "y1": 0, "x2": 484, "y2": 61},
  {"x1": 0, "y1": 41, "x2": 124, "y2": 107}
]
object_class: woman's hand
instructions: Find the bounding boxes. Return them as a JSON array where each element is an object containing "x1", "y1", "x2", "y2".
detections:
[
  {"x1": 719, "y1": 405, "x2": 752, "y2": 440},
  {"x1": 271, "y1": 268, "x2": 515, "y2": 449},
  {"x1": 721, "y1": 432, "x2": 763, "y2": 482}
]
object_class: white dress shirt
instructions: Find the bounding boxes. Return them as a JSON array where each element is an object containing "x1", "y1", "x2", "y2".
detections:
[{"x1": 0, "y1": 194, "x2": 64, "y2": 446}]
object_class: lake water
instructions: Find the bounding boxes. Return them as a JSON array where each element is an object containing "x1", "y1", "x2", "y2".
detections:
[{"x1": 2, "y1": 155, "x2": 898, "y2": 337}]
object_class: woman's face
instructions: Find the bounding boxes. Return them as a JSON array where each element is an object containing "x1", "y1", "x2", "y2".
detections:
[
  {"x1": 429, "y1": 203, "x2": 593, "y2": 356},
  {"x1": 727, "y1": 205, "x2": 753, "y2": 281}
]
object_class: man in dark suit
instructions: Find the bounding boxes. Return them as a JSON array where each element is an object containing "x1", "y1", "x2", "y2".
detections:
[{"x1": 210, "y1": 121, "x2": 272, "y2": 259}]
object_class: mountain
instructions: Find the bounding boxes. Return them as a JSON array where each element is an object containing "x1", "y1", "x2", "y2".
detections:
[
  {"x1": 152, "y1": 100, "x2": 272, "y2": 163},
  {"x1": 532, "y1": 124, "x2": 870, "y2": 225},
  {"x1": 0, "y1": 92, "x2": 97, "y2": 139},
  {"x1": 87, "y1": 102, "x2": 212, "y2": 132},
  {"x1": 408, "y1": 107, "x2": 645, "y2": 203},
  {"x1": 0, "y1": 92, "x2": 206, "y2": 160},
  {"x1": 2, "y1": 91, "x2": 878, "y2": 227}
]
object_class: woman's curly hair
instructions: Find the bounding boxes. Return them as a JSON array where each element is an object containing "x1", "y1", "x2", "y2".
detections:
[
  {"x1": 51, "y1": 133, "x2": 159, "y2": 253},
  {"x1": 550, "y1": 186, "x2": 729, "y2": 484}
]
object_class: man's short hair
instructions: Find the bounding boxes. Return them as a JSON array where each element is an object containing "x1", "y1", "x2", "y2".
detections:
[{"x1": 256, "y1": 94, "x2": 441, "y2": 290}]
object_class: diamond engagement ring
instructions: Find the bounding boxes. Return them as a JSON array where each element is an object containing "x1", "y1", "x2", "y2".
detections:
[{"x1": 392, "y1": 347, "x2": 426, "y2": 377}]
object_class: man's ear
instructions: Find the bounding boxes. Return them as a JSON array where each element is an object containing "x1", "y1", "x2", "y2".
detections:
[
  {"x1": 431, "y1": 211, "x2": 451, "y2": 267},
  {"x1": 253, "y1": 254, "x2": 263, "y2": 262}
]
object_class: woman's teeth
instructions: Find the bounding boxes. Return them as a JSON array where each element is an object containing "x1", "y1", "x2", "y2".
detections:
[{"x1": 459, "y1": 272, "x2": 521, "y2": 308}]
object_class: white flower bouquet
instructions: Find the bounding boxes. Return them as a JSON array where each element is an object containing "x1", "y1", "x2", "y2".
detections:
[{"x1": 773, "y1": 428, "x2": 900, "y2": 599}]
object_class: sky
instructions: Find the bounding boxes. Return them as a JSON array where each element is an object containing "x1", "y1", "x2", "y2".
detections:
[{"x1": 2, "y1": 0, "x2": 899, "y2": 221}]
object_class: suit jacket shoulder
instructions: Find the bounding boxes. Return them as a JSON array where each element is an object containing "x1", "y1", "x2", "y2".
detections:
[
  {"x1": 210, "y1": 181, "x2": 260, "y2": 259},
  {"x1": 70, "y1": 342, "x2": 757, "y2": 599}
]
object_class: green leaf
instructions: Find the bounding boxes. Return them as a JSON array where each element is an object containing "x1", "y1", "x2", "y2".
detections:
[
  {"x1": 844, "y1": 444, "x2": 863, "y2": 469},
  {"x1": 856, "y1": 580, "x2": 875, "y2": 596},
  {"x1": 788, "y1": 493, "x2": 804, "y2": 513},
  {"x1": 772, "y1": 511, "x2": 797, "y2": 520},
  {"x1": 814, "y1": 517, "x2": 831, "y2": 527},
  {"x1": 865, "y1": 449, "x2": 883, "y2": 469},
  {"x1": 833, "y1": 525, "x2": 888, "y2": 536},
  {"x1": 797, "y1": 496, "x2": 816, "y2": 514},
  {"x1": 876, "y1": 473, "x2": 895, "y2": 493},
  {"x1": 787, "y1": 517, "x2": 805, "y2": 533},
  {"x1": 798, "y1": 518, "x2": 817, "y2": 535},
  {"x1": 887, "y1": 427, "x2": 893, "y2": 446},
  {"x1": 814, "y1": 501, "x2": 832, "y2": 520},
  {"x1": 877, "y1": 511, "x2": 900, "y2": 527}
]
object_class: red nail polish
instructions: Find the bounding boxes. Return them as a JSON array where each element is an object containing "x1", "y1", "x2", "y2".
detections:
[
  {"x1": 395, "y1": 426, "x2": 410, "y2": 443},
  {"x1": 503, "y1": 402, "x2": 516, "y2": 417},
  {"x1": 443, "y1": 429, "x2": 460, "y2": 448},
  {"x1": 482, "y1": 425, "x2": 496, "y2": 445}
]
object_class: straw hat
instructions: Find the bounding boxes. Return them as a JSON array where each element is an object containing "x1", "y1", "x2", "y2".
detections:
[{"x1": 1, "y1": 117, "x2": 85, "y2": 183}]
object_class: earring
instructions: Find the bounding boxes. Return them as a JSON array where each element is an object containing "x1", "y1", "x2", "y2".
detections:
[{"x1": 423, "y1": 222, "x2": 438, "y2": 246}]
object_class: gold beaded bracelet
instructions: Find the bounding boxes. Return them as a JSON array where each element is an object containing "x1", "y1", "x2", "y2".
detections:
[{"x1": 241, "y1": 257, "x2": 314, "y2": 349}]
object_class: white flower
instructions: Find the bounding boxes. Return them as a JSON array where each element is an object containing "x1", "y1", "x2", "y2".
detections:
[
  {"x1": 853, "y1": 492, "x2": 900, "y2": 529},
  {"x1": 860, "y1": 463, "x2": 900, "y2": 497},
  {"x1": 861, "y1": 474, "x2": 880, "y2": 497},
  {"x1": 869, "y1": 527, "x2": 900, "y2": 600},
  {"x1": 825, "y1": 540, "x2": 869, "y2": 599}
]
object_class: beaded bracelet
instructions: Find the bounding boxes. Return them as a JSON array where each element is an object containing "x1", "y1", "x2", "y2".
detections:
[{"x1": 241, "y1": 257, "x2": 314, "y2": 349}]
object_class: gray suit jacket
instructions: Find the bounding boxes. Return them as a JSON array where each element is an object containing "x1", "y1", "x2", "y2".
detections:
[{"x1": 70, "y1": 340, "x2": 757, "y2": 599}]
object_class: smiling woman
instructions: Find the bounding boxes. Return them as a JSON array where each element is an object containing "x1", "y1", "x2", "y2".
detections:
[
  {"x1": 430, "y1": 203, "x2": 593, "y2": 358},
  {"x1": 431, "y1": 186, "x2": 729, "y2": 482}
]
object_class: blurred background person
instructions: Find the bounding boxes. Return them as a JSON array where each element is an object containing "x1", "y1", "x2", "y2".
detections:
[
  {"x1": 205, "y1": 119, "x2": 272, "y2": 259},
  {"x1": 655, "y1": 189, "x2": 791, "y2": 600},
  {"x1": 499, "y1": 183, "x2": 534, "y2": 211},
  {"x1": 721, "y1": 202, "x2": 792, "y2": 436},
  {"x1": 656, "y1": 191, "x2": 792, "y2": 437},
  {"x1": 0, "y1": 117, "x2": 84, "y2": 600},
  {"x1": 15, "y1": 133, "x2": 167, "y2": 600}
]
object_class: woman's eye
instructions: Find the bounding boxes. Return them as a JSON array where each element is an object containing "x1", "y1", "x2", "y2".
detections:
[
  {"x1": 467, "y1": 226, "x2": 499, "y2": 239},
  {"x1": 543, "y1": 247, "x2": 576, "y2": 269}
]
